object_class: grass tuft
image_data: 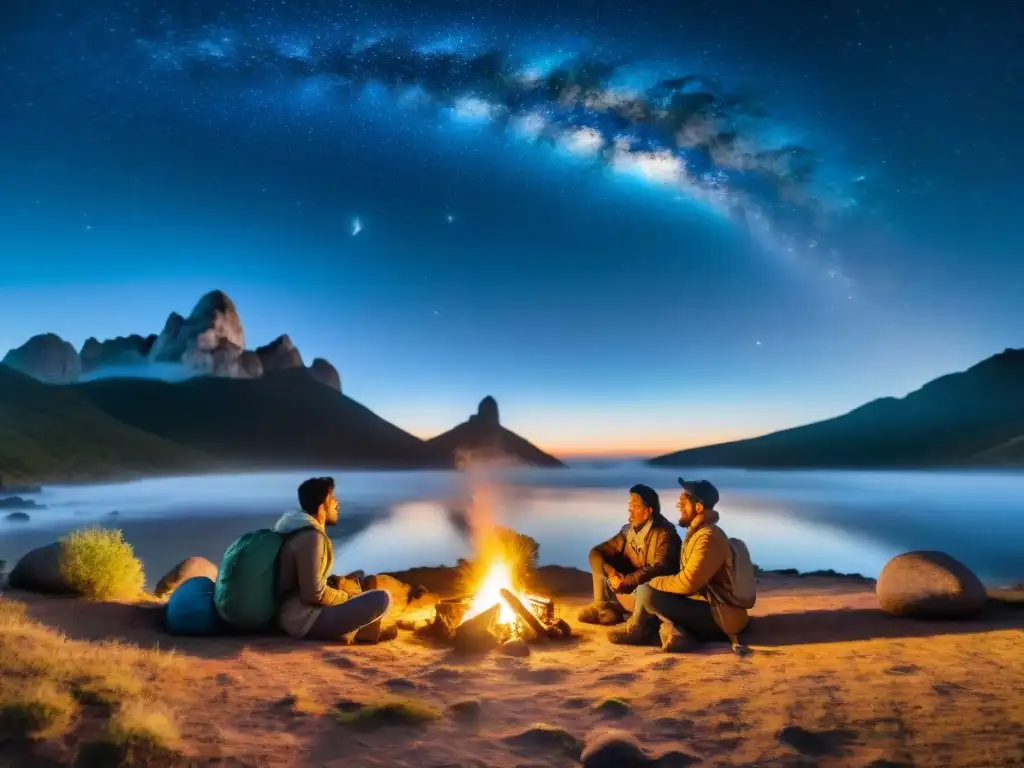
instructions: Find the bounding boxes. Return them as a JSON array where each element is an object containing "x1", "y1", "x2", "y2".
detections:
[
  {"x1": 106, "y1": 701, "x2": 180, "y2": 756},
  {"x1": 59, "y1": 527, "x2": 145, "y2": 601},
  {"x1": 0, "y1": 680, "x2": 77, "y2": 739},
  {"x1": 334, "y1": 698, "x2": 441, "y2": 728}
]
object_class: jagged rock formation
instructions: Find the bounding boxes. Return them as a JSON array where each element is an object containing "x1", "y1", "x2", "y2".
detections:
[
  {"x1": 310, "y1": 357, "x2": 341, "y2": 392},
  {"x1": 80, "y1": 334, "x2": 157, "y2": 373},
  {"x1": 2, "y1": 289, "x2": 342, "y2": 389},
  {"x1": 1, "y1": 333, "x2": 81, "y2": 384},
  {"x1": 256, "y1": 335, "x2": 304, "y2": 373},
  {"x1": 150, "y1": 291, "x2": 252, "y2": 378},
  {"x1": 427, "y1": 397, "x2": 565, "y2": 468}
]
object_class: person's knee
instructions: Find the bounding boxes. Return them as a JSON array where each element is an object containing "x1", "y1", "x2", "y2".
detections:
[
  {"x1": 632, "y1": 583, "x2": 652, "y2": 608},
  {"x1": 363, "y1": 588, "x2": 392, "y2": 619}
]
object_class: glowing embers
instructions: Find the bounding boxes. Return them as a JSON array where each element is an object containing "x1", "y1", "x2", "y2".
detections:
[{"x1": 417, "y1": 557, "x2": 570, "y2": 654}]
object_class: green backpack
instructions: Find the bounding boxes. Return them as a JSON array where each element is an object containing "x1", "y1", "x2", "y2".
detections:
[{"x1": 214, "y1": 529, "x2": 287, "y2": 631}]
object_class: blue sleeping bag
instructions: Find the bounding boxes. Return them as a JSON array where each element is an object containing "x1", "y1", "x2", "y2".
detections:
[{"x1": 165, "y1": 576, "x2": 223, "y2": 636}]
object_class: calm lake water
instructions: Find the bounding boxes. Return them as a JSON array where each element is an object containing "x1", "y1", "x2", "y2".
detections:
[{"x1": 3, "y1": 464, "x2": 1023, "y2": 585}]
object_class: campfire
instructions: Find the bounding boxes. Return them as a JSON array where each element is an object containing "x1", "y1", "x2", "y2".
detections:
[{"x1": 416, "y1": 547, "x2": 572, "y2": 654}]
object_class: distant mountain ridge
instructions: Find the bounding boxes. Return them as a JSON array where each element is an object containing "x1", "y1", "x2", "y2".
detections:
[
  {"x1": 0, "y1": 290, "x2": 566, "y2": 481},
  {"x1": 649, "y1": 348, "x2": 1024, "y2": 469}
]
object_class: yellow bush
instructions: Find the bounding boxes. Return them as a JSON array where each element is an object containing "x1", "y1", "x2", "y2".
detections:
[{"x1": 59, "y1": 528, "x2": 145, "y2": 601}]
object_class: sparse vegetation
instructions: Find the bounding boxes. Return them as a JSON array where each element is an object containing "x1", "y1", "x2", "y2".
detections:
[
  {"x1": 282, "y1": 688, "x2": 326, "y2": 716},
  {"x1": 59, "y1": 528, "x2": 145, "y2": 601},
  {"x1": 334, "y1": 698, "x2": 442, "y2": 728},
  {"x1": 0, "y1": 680, "x2": 77, "y2": 739},
  {"x1": 105, "y1": 701, "x2": 181, "y2": 764},
  {"x1": 0, "y1": 596, "x2": 187, "y2": 761}
]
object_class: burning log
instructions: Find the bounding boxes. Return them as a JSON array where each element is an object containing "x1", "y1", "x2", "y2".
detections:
[
  {"x1": 499, "y1": 588, "x2": 548, "y2": 643},
  {"x1": 453, "y1": 603, "x2": 501, "y2": 654},
  {"x1": 415, "y1": 597, "x2": 468, "y2": 641},
  {"x1": 527, "y1": 595, "x2": 555, "y2": 625}
]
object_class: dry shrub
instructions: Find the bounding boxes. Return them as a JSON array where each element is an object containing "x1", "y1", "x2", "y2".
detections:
[
  {"x1": 59, "y1": 527, "x2": 145, "y2": 601},
  {"x1": 106, "y1": 700, "x2": 181, "y2": 763},
  {"x1": 0, "y1": 679, "x2": 76, "y2": 739}
]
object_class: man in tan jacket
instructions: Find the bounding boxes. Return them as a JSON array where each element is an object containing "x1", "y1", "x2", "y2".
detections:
[
  {"x1": 578, "y1": 484, "x2": 682, "y2": 626},
  {"x1": 274, "y1": 477, "x2": 395, "y2": 642},
  {"x1": 608, "y1": 478, "x2": 749, "y2": 651}
]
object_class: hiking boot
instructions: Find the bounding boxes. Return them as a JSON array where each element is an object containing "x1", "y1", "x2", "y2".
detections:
[
  {"x1": 607, "y1": 620, "x2": 654, "y2": 646},
  {"x1": 659, "y1": 622, "x2": 695, "y2": 653},
  {"x1": 577, "y1": 601, "x2": 624, "y2": 626}
]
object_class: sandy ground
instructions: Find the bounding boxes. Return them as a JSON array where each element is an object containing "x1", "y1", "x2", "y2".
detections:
[{"x1": 3, "y1": 570, "x2": 1023, "y2": 768}]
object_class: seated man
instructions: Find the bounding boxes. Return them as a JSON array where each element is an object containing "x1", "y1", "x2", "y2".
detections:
[
  {"x1": 609, "y1": 478, "x2": 749, "y2": 651},
  {"x1": 274, "y1": 477, "x2": 396, "y2": 643},
  {"x1": 578, "y1": 484, "x2": 682, "y2": 625}
]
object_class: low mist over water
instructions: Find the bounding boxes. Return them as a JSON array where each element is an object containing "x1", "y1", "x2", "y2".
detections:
[{"x1": 3, "y1": 464, "x2": 1023, "y2": 586}]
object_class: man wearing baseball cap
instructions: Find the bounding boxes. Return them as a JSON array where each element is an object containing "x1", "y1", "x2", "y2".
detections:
[{"x1": 608, "y1": 478, "x2": 749, "y2": 651}]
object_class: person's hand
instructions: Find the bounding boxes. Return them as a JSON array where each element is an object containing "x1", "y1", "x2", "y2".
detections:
[{"x1": 607, "y1": 572, "x2": 623, "y2": 592}]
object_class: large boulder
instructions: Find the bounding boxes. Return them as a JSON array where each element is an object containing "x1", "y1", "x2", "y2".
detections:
[
  {"x1": 876, "y1": 551, "x2": 987, "y2": 618},
  {"x1": 80, "y1": 334, "x2": 157, "y2": 374},
  {"x1": 149, "y1": 291, "x2": 254, "y2": 378},
  {"x1": 309, "y1": 357, "x2": 341, "y2": 392},
  {"x1": 2, "y1": 333, "x2": 81, "y2": 383},
  {"x1": 373, "y1": 574, "x2": 411, "y2": 615},
  {"x1": 154, "y1": 556, "x2": 219, "y2": 599},
  {"x1": 256, "y1": 335, "x2": 304, "y2": 373},
  {"x1": 7, "y1": 542, "x2": 76, "y2": 594}
]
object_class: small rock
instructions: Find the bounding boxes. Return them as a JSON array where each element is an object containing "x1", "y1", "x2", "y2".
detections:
[
  {"x1": 501, "y1": 637, "x2": 530, "y2": 657},
  {"x1": 4, "y1": 511, "x2": 30, "y2": 522},
  {"x1": 409, "y1": 584, "x2": 430, "y2": 600},
  {"x1": 448, "y1": 700, "x2": 482, "y2": 721},
  {"x1": 0, "y1": 496, "x2": 42, "y2": 510},
  {"x1": 154, "y1": 557, "x2": 219, "y2": 599},
  {"x1": 580, "y1": 730, "x2": 651, "y2": 767},
  {"x1": 876, "y1": 550, "x2": 987, "y2": 618},
  {"x1": 593, "y1": 698, "x2": 631, "y2": 717}
]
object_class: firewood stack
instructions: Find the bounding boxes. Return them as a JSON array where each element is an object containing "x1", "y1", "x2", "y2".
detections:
[{"x1": 415, "y1": 592, "x2": 572, "y2": 655}]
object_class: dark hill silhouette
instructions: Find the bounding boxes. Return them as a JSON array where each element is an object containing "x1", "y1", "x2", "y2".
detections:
[
  {"x1": 71, "y1": 367, "x2": 441, "y2": 470},
  {"x1": 649, "y1": 348, "x2": 1024, "y2": 469},
  {"x1": 0, "y1": 364, "x2": 210, "y2": 483},
  {"x1": 427, "y1": 396, "x2": 565, "y2": 468}
]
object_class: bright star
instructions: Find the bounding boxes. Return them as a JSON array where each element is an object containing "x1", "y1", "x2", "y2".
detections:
[
  {"x1": 351, "y1": 217, "x2": 362, "y2": 236},
  {"x1": 446, "y1": 213, "x2": 455, "y2": 223}
]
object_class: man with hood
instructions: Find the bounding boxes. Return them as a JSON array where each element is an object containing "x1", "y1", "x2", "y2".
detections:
[
  {"x1": 578, "y1": 484, "x2": 682, "y2": 625},
  {"x1": 608, "y1": 478, "x2": 749, "y2": 651},
  {"x1": 274, "y1": 476, "x2": 395, "y2": 642}
]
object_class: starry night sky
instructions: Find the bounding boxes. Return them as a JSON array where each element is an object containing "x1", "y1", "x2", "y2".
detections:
[{"x1": 1, "y1": 0, "x2": 1022, "y2": 455}]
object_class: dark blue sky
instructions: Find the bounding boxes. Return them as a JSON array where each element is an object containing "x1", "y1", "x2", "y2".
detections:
[{"x1": 1, "y1": 0, "x2": 1021, "y2": 454}]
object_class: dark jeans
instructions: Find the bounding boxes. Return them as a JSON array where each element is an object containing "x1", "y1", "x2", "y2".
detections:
[
  {"x1": 630, "y1": 583, "x2": 726, "y2": 642},
  {"x1": 306, "y1": 589, "x2": 392, "y2": 641},
  {"x1": 589, "y1": 550, "x2": 637, "y2": 613}
]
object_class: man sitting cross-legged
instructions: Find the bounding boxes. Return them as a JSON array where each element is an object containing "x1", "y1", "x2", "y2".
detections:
[
  {"x1": 608, "y1": 478, "x2": 749, "y2": 651},
  {"x1": 578, "y1": 484, "x2": 682, "y2": 626}
]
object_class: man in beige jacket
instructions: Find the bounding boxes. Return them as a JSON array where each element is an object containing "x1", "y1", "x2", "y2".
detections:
[
  {"x1": 274, "y1": 477, "x2": 395, "y2": 642},
  {"x1": 608, "y1": 478, "x2": 749, "y2": 651}
]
